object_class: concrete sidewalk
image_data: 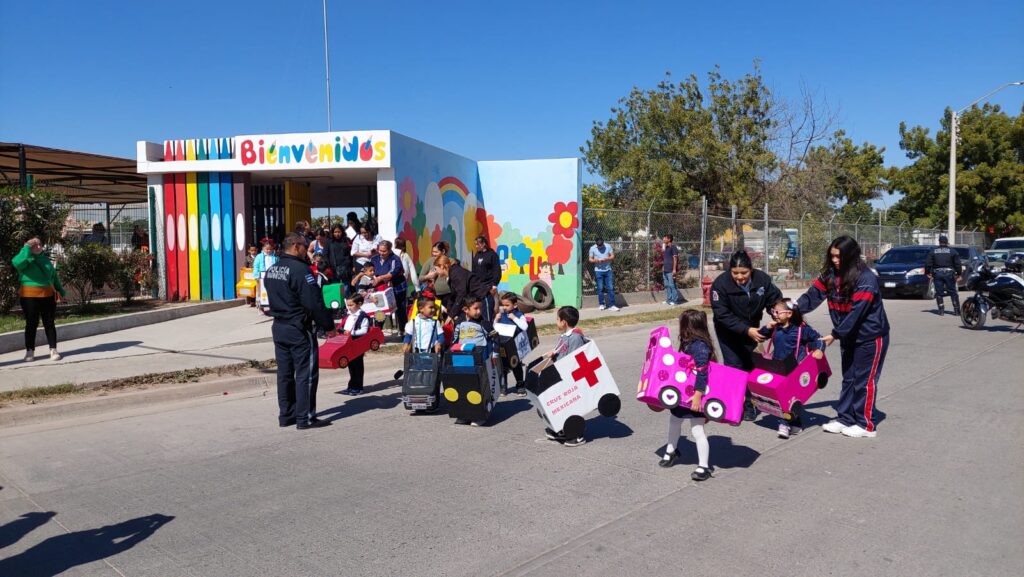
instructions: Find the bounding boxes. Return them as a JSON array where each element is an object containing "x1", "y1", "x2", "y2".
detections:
[{"x1": 0, "y1": 294, "x2": 728, "y2": 393}]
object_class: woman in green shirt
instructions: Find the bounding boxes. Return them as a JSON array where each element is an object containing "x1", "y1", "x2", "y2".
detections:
[{"x1": 12, "y1": 237, "x2": 66, "y2": 361}]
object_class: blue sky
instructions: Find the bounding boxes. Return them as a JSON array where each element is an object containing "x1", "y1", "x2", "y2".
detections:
[{"x1": 2, "y1": 0, "x2": 1022, "y2": 206}]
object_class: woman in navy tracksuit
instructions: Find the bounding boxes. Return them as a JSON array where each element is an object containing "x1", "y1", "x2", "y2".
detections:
[{"x1": 796, "y1": 236, "x2": 890, "y2": 438}]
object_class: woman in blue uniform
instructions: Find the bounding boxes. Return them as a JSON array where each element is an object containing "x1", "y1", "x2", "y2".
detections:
[
  {"x1": 795, "y1": 236, "x2": 890, "y2": 438},
  {"x1": 710, "y1": 250, "x2": 783, "y2": 421}
]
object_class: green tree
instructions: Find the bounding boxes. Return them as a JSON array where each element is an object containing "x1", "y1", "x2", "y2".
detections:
[
  {"x1": 581, "y1": 65, "x2": 775, "y2": 216},
  {"x1": 0, "y1": 186, "x2": 71, "y2": 313},
  {"x1": 889, "y1": 103, "x2": 1024, "y2": 231}
]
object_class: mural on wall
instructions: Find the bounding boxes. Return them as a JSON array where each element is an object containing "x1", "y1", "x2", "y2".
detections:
[{"x1": 398, "y1": 175, "x2": 489, "y2": 266}]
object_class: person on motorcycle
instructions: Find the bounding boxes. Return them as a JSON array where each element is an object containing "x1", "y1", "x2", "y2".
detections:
[{"x1": 925, "y1": 235, "x2": 962, "y2": 316}]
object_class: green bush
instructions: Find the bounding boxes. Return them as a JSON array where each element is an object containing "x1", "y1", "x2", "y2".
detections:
[
  {"x1": 0, "y1": 186, "x2": 70, "y2": 313},
  {"x1": 113, "y1": 249, "x2": 154, "y2": 303},
  {"x1": 59, "y1": 243, "x2": 118, "y2": 307}
]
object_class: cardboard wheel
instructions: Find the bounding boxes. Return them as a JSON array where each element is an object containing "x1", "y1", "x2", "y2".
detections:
[
  {"x1": 509, "y1": 355, "x2": 520, "y2": 368},
  {"x1": 370, "y1": 340, "x2": 381, "y2": 351},
  {"x1": 658, "y1": 386, "x2": 681, "y2": 408},
  {"x1": 562, "y1": 415, "x2": 586, "y2": 439},
  {"x1": 598, "y1": 393, "x2": 621, "y2": 417},
  {"x1": 704, "y1": 399, "x2": 726, "y2": 421},
  {"x1": 338, "y1": 356, "x2": 349, "y2": 369},
  {"x1": 816, "y1": 373, "x2": 828, "y2": 389}
]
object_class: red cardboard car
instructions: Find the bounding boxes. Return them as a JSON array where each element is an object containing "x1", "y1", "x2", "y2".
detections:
[{"x1": 318, "y1": 326, "x2": 386, "y2": 369}]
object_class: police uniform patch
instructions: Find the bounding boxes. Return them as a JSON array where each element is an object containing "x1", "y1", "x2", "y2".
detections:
[
  {"x1": 305, "y1": 273, "x2": 316, "y2": 285},
  {"x1": 712, "y1": 290, "x2": 719, "y2": 301}
]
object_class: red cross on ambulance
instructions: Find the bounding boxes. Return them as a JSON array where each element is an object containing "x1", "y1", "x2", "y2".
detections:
[{"x1": 570, "y1": 350, "x2": 603, "y2": 387}]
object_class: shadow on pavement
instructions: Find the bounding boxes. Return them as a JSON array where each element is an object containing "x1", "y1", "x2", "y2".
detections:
[
  {"x1": 319, "y1": 390, "x2": 403, "y2": 421},
  {"x1": 62, "y1": 340, "x2": 143, "y2": 358},
  {"x1": 586, "y1": 416, "x2": 634, "y2": 441},
  {"x1": 487, "y1": 398, "x2": 533, "y2": 426},
  {"x1": 657, "y1": 435, "x2": 760, "y2": 470},
  {"x1": 0, "y1": 511, "x2": 56, "y2": 550},
  {"x1": 0, "y1": 513, "x2": 173, "y2": 577}
]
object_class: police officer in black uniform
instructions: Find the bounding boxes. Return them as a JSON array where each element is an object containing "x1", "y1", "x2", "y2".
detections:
[
  {"x1": 264, "y1": 232, "x2": 337, "y2": 429},
  {"x1": 924, "y1": 235, "x2": 962, "y2": 316}
]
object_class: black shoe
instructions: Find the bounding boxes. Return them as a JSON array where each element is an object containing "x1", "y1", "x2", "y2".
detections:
[
  {"x1": 545, "y1": 427, "x2": 564, "y2": 441},
  {"x1": 691, "y1": 466, "x2": 712, "y2": 481},
  {"x1": 742, "y1": 406, "x2": 757, "y2": 422},
  {"x1": 937, "y1": 306, "x2": 945, "y2": 316},
  {"x1": 279, "y1": 418, "x2": 297, "y2": 427},
  {"x1": 658, "y1": 450, "x2": 678, "y2": 468},
  {"x1": 953, "y1": 308, "x2": 961, "y2": 316},
  {"x1": 349, "y1": 389, "x2": 365, "y2": 396},
  {"x1": 296, "y1": 419, "x2": 332, "y2": 430}
]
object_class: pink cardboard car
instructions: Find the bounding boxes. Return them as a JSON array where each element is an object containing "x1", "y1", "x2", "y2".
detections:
[
  {"x1": 636, "y1": 326, "x2": 748, "y2": 425},
  {"x1": 746, "y1": 350, "x2": 831, "y2": 421}
]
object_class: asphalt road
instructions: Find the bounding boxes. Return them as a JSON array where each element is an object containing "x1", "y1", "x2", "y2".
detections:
[{"x1": 1, "y1": 299, "x2": 1021, "y2": 576}]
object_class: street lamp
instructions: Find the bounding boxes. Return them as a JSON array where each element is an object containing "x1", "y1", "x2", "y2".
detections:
[{"x1": 948, "y1": 81, "x2": 1024, "y2": 241}]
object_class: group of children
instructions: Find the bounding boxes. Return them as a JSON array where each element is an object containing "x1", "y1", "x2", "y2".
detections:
[{"x1": 330, "y1": 284, "x2": 828, "y2": 482}]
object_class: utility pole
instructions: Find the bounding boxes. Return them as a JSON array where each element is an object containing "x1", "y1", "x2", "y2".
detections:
[{"x1": 322, "y1": 0, "x2": 333, "y2": 131}]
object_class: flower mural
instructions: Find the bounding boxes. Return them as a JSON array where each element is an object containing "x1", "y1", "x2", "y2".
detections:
[
  {"x1": 548, "y1": 201, "x2": 579, "y2": 239},
  {"x1": 398, "y1": 176, "x2": 417, "y2": 227}
]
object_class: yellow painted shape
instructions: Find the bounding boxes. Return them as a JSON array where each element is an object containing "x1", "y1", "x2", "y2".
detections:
[
  {"x1": 284, "y1": 181, "x2": 312, "y2": 232},
  {"x1": 466, "y1": 390, "x2": 482, "y2": 405},
  {"x1": 444, "y1": 388, "x2": 459, "y2": 402}
]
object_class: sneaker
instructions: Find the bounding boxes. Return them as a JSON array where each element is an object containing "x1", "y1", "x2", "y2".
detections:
[
  {"x1": 470, "y1": 420, "x2": 485, "y2": 427},
  {"x1": 841, "y1": 424, "x2": 877, "y2": 438},
  {"x1": 608, "y1": 306, "x2": 620, "y2": 312},
  {"x1": 790, "y1": 426, "x2": 803, "y2": 435},
  {"x1": 24, "y1": 350, "x2": 35, "y2": 362},
  {"x1": 777, "y1": 422, "x2": 791, "y2": 439},
  {"x1": 822, "y1": 420, "x2": 847, "y2": 434},
  {"x1": 544, "y1": 428, "x2": 563, "y2": 441},
  {"x1": 49, "y1": 350, "x2": 61, "y2": 361},
  {"x1": 598, "y1": 305, "x2": 606, "y2": 311},
  {"x1": 658, "y1": 450, "x2": 677, "y2": 468},
  {"x1": 691, "y1": 466, "x2": 712, "y2": 481},
  {"x1": 563, "y1": 437, "x2": 586, "y2": 447},
  {"x1": 514, "y1": 387, "x2": 527, "y2": 397},
  {"x1": 454, "y1": 419, "x2": 470, "y2": 425}
]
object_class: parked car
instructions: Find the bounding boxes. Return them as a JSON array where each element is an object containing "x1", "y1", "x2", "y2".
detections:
[
  {"x1": 985, "y1": 237, "x2": 1024, "y2": 271},
  {"x1": 873, "y1": 245, "x2": 937, "y2": 299},
  {"x1": 952, "y1": 245, "x2": 986, "y2": 289}
]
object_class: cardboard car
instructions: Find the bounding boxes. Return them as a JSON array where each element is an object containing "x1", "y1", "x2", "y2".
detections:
[
  {"x1": 636, "y1": 326, "x2": 748, "y2": 425},
  {"x1": 495, "y1": 317, "x2": 539, "y2": 369},
  {"x1": 746, "y1": 351, "x2": 831, "y2": 421},
  {"x1": 442, "y1": 343, "x2": 503, "y2": 423},
  {"x1": 402, "y1": 351, "x2": 442, "y2": 412},
  {"x1": 524, "y1": 341, "x2": 621, "y2": 439},
  {"x1": 235, "y1": 267, "x2": 257, "y2": 298},
  {"x1": 318, "y1": 326, "x2": 386, "y2": 369}
]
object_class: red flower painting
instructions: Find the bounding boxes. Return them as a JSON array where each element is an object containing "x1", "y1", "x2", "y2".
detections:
[{"x1": 548, "y1": 201, "x2": 579, "y2": 239}]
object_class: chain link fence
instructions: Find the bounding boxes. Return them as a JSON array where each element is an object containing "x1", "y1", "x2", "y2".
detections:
[{"x1": 582, "y1": 206, "x2": 985, "y2": 296}]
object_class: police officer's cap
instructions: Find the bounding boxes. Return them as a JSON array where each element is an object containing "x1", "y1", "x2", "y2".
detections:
[{"x1": 938, "y1": 235, "x2": 949, "y2": 244}]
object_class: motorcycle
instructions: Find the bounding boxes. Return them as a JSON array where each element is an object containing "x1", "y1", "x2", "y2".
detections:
[{"x1": 960, "y1": 254, "x2": 1024, "y2": 330}]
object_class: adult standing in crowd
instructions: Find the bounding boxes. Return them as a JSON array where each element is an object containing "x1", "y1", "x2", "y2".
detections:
[
  {"x1": 589, "y1": 237, "x2": 618, "y2": 311},
  {"x1": 131, "y1": 225, "x2": 148, "y2": 251},
  {"x1": 393, "y1": 239, "x2": 419, "y2": 300},
  {"x1": 419, "y1": 241, "x2": 453, "y2": 300},
  {"x1": 925, "y1": 234, "x2": 961, "y2": 316},
  {"x1": 471, "y1": 236, "x2": 501, "y2": 322},
  {"x1": 433, "y1": 255, "x2": 488, "y2": 323},
  {"x1": 795, "y1": 236, "x2": 890, "y2": 438},
  {"x1": 345, "y1": 212, "x2": 361, "y2": 241},
  {"x1": 351, "y1": 224, "x2": 381, "y2": 267},
  {"x1": 662, "y1": 234, "x2": 682, "y2": 305},
  {"x1": 370, "y1": 240, "x2": 409, "y2": 331},
  {"x1": 264, "y1": 233, "x2": 336, "y2": 430},
  {"x1": 13, "y1": 237, "x2": 66, "y2": 362},
  {"x1": 307, "y1": 228, "x2": 328, "y2": 261},
  {"x1": 710, "y1": 249, "x2": 783, "y2": 421},
  {"x1": 322, "y1": 224, "x2": 353, "y2": 287},
  {"x1": 83, "y1": 223, "x2": 108, "y2": 246}
]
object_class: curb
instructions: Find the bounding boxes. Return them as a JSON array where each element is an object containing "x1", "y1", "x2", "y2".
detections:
[{"x1": 0, "y1": 299, "x2": 244, "y2": 354}]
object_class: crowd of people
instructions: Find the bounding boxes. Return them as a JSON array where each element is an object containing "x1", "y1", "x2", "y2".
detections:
[{"x1": 266, "y1": 228, "x2": 890, "y2": 478}]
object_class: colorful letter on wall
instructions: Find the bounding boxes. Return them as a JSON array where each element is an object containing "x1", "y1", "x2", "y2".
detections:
[{"x1": 162, "y1": 141, "x2": 178, "y2": 301}]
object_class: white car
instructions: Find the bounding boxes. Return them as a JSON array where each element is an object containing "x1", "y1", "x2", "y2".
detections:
[{"x1": 985, "y1": 237, "x2": 1024, "y2": 270}]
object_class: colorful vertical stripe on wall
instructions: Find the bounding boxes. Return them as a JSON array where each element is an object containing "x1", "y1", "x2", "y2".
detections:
[
  {"x1": 162, "y1": 141, "x2": 178, "y2": 301},
  {"x1": 233, "y1": 173, "x2": 252, "y2": 297},
  {"x1": 197, "y1": 140, "x2": 213, "y2": 301},
  {"x1": 174, "y1": 141, "x2": 189, "y2": 300},
  {"x1": 219, "y1": 139, "x2": 236, "y2": 300},
  {"x1": 186, "y1": 141, "x2": 200, "y2": 301},
  {"x1": 209, "y1": 140, "x2": 224, "y2": 301}
]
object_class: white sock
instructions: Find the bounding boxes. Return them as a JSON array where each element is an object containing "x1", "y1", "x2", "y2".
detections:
[
  {"x1": 690, "y1": 421, "x2": 709, "y2": 468},
  {"x1": 666, "y1": 414, "x2": 683, "y2": 455}
]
